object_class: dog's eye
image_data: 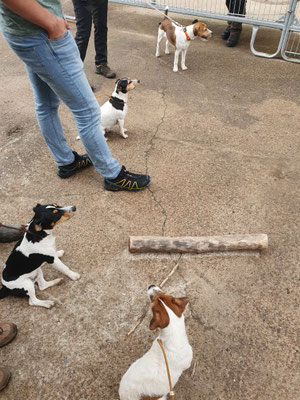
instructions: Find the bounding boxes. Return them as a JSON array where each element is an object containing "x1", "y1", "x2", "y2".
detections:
[{"x1": 53, "y1": 209, "x2": 58, "y2": 214}]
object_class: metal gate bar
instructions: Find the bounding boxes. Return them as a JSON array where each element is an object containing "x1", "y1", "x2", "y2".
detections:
[{"x1": 109, "y1": 0, "x2": 300, "y2": 61}]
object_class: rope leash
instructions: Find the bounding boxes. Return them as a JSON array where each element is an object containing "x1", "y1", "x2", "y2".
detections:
[
  {"x1": 0, "y1": 223, "x2": 44, "y2": 239},
  {"x1": 147, "y1": 2, "x2": 183, "y2": 28},
  {"x1": 0, "y1": 223, "x2": 27, "y2": 233},
  {"x1": 94, "y1": 93, "x2": 127, "y2": 105},
  {"x1": 157, "y1": 339, "x2": 175, "y2": 400}
]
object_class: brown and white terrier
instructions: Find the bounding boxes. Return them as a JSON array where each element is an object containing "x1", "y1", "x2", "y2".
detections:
[
  {"x1": 156, "y1": 8, "x2": 213, "y2": 72},
  {"x1": 119, "y1": 285, "x2": 193, "y2": 400}
]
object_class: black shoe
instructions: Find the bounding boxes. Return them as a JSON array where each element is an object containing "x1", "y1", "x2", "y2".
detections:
[
  {"x1": 58, "y1": 151, "x2": 93, "y2": 179},
  {"x1": 104, "y1": 166, "x2": 151, "y2": 192},
  {"x1": 95, "y1": 64, "x2": 116, "y2": 79},
  {"x1": 226, "y1": 31, "x2": 241, "y2": 47},
  {"x1": 221, "y1": 26, "x2": 231, "y2": 40}
]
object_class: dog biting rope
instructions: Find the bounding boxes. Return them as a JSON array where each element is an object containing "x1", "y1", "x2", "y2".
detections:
[{"x1": 157, "y1": 339, "x2": 175, "y2": 400}]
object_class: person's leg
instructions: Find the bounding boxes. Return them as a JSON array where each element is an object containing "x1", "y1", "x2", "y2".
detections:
[
  {"x1": 92, "y1": 0, "x2": 116, "y2": 78},
  {"x1": 3, "y1": 31, "x2": 120, "y2": 178},
  {"x1": 72, "y1": 0, "x2": 93, "y2": 62},
  {"x1": 225, "y1": 0, "x2": 247, "y2": 47}
]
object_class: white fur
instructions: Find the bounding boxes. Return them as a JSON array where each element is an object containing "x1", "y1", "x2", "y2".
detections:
[
  {"x1": 119, "y1": 287, "x2": 193, "y2": 400},
  {"x1": 100, "y1": 87, "x2": 129, "y2": 139}
]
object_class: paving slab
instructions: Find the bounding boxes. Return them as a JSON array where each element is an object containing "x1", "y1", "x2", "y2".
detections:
[{"x1": 0, "y1": 2, "x2": 299, "y2": 400}]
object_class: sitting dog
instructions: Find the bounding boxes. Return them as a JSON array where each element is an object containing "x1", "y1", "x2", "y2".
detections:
[
  {"x1": 156, "y1": 8, "x2": 212, "y2": 72},
  {"x1": 119, "y1": 285, "x2": 193, "y2": 400},
  {"x1": 101, "y1": 78, "x2": 140, "y2": 139},
  {"x1": 0, "y1": 203, "x2": 80, "y2": 308}
]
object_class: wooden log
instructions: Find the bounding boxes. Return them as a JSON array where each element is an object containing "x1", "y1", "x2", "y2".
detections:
[{"x1": 129, "y1": 234, "x2": 268, "y2": 254}]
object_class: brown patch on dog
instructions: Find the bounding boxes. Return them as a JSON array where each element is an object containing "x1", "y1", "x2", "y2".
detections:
[
  {"x1": 52, "y1": 211, "x2": 74, "y2": 227},
  {"x1": 160, "y1": 18, "x2": 176, "y2": 47},
  {"x1": 150, "y1": 296, "x2": 170, "y2": 330},
  {"x1": 149, "y1": 289, "x2": 189, "y2": 330},
  {"x1": 193, "y1": 21, "x2": 211, "y2": 39}
]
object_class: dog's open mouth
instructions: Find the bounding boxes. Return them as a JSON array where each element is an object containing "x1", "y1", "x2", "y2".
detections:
[{"x1": 201, "y1": 35, "x2": 209, "y2": 40}]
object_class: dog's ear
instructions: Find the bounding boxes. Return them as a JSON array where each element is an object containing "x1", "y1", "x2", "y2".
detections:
[
  {"x1": 192, "y1": 19, "x2": 198, "y2": 24},
  {"x1": 171, "y1": 297, "x2": 189, "y2": 316},
  {"x1": 33, "y1": 203, "x2": 42, "y2": 213},
  {"x1": 149, "y1": 298, "x2": 170, "y2": 330}
]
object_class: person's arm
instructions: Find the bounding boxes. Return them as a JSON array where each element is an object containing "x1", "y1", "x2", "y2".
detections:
[{"x1": 1, "y1": 0, "x2": 70, "y2": 39}]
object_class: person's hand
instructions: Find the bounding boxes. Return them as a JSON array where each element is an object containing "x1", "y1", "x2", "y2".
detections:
[{"x1": 47, "y1": 17, "x2": 70, "y2": 39}]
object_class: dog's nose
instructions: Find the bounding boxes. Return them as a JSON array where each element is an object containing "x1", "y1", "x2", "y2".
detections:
[
  {"x1": 137, "y1": 80, "x2": 140, "y2": 83},
  {"x1": 148, "y1": 285, "x2": 156, "y2": 290},
  {"x1": 71, "y1": 206, "x2": 76, "y2": 212}
]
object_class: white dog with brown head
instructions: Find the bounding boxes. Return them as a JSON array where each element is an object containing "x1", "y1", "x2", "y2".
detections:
[
  {"x1": 119, "y1": 285, "x2": 193, "y2": 400},
  {"x1": 156, "y1": 8, "x2": 213, "y2": 72}
]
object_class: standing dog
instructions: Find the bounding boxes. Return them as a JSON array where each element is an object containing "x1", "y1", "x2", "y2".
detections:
[
  {"x1": 156, "y1": 8, "x2": 212, "y2": 72},
  {"x1": 119, "y1": 285, "x2": 193, "y2": 400},
  {"x1": 0, "y1": 203, "x2": 80, "y2": 308}
]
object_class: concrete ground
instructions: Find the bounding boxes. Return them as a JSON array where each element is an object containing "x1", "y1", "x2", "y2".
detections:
[{"x1": 1, "y1": 2, "x2": 299, "y2": 399}]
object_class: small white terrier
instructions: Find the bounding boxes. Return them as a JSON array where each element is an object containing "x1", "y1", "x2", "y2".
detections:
[{"x1": 119, "y1": 285, "x2": 193, "y2": 400}]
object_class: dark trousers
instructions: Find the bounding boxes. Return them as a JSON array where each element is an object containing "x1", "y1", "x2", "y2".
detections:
[
  {"x1": 226, "y1": 0, "x2": 247, "y2": 32},
  {"x1": 72, "y1": 0, "x2": 108, "y2": 65}
]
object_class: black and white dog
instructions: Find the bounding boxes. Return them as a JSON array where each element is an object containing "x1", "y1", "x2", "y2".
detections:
[
  {"x1": 0, "y1": 203, "x2": 80, "y2": 308},
  {"x1": 101, "y1": 78, "x2": 140, "y2": 139}
]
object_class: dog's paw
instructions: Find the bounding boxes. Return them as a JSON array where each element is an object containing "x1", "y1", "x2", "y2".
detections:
[
  {"x1": 76, "y1": 135, "x2": 80, "y2": 140},
  {"x1": 156, "y1": 52, "x2": 160, "y2": 57},
  {"x1": 182, "y1": 65, "x2": 188, "y2": 71},
  {"x1": 44, "y1": 300, "x2": 55, "y2": 308},
  {"x1": 69, "y1": 271, "x2": 80, "y2": 281},
  {"x1": 173, "y1": 67, "x2": 178, "y2": 72},
  {"x1": 165, "y1": 50, "x2": 170, "y2": 54},
  {"x1": 57, "y1": 250, "x2": 64, "y2": 258}
]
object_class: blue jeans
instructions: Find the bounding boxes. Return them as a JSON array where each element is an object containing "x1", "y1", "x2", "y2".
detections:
[{"x1": 2, "y1": 30, "x2": 120, "y2": 179}]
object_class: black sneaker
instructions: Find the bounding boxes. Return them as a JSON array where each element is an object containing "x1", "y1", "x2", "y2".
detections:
[
  {"x1": 58, "y1": 151, "x2": 93, "y2": 179},
  {"x1": 95, "y1": 64, "x2": 116, "y2": 79},
  {"x1": 104, "y1": 166, "x2": 151, "y2": 191}
]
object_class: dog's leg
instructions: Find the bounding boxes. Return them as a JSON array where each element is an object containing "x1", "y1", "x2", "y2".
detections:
[
  {"x1": 56, "y1": 250, "x2": 64, "y2": 258},
  {"x1": 173, "y1": 49, "x2": 180, "y2": 72},
  {"x1": 181, "y1": 49, "x2": 188, "y2": 70},
  {"x1": 22, "y1": 279, "x2": 55, "y2": 308},
  {"x1": 52, "y1": 257, "x2": 80, "y2": 281},
  {"x1": 118, "y1": 119, "x2": 128, "y2": 138},
  {"x1": 156, "y1": 28, "x2": 164, "y2": 57},
  {"x1": 36, "y1": 268, "x2": 64, "y2": 290},
  {"x1": 165, "y1": 39, "x2": 170, "y2": 54}
]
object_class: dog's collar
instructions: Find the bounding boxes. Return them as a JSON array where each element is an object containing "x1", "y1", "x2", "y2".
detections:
[
  {"x1": 183, "y1": 27, "x2": 191, "y2": 41},
  {"x1": 109, "y1": 96, "x2": 125, "y2": 111}
]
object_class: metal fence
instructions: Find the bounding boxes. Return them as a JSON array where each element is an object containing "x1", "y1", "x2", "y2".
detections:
[{"x1": 109, "y1": 0, "x2": 300, "y2": 62}]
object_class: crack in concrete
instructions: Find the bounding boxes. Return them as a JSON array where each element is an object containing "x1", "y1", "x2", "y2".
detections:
[{"x1": 145, "y1": 89, "x2": 168, "y2": 235}]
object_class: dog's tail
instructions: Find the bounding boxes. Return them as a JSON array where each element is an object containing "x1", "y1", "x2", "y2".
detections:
[
  {"x1": 0, "y1": 285, "x2": 10, "y2": 299},
  {"x1": 159, "y1": 6, "x2": 168, "y2": 25}
]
